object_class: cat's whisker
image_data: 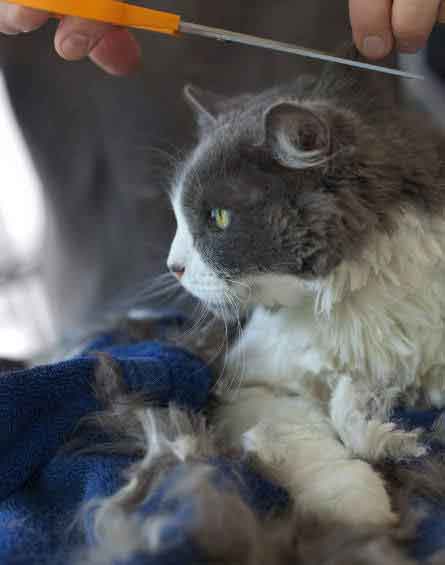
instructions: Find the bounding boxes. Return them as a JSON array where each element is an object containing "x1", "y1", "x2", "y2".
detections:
[
  {"x1": 227, "y1": 279, "x2": 253, "y2": 306},
  {"x1": 199, "y1": 321, "x2": 229, "y2": 373},
  {"x1": 203, "y1": 261, "x2": 252, "y2": 305},
  {"x1": 219, "y1": 301, "x2": 238, "y2": 392},
  {"x1": 211, "y1": 303, "x2": 231, "y2": 392},
  {"x1": 131, "y1": 283, "x2": 183, "y2": 306},
  {"x1": 174, "y1": 301, "x2": 209, "y2": 343},
  {"x1": 123, "y1": 272, "x2": 178, "y2": 297},
  {"x1": 194, "y1": 254, "x2": 248, "y2": 390},
  {"x1": 136, "y1": 279, "x2": 181, "y2": 297},
  {"x1": 135, "y1": 273, "x2": 180, "y2": 295},
  {"x1": 232, "y1": 322, "x2": 246, "y2": 394},
  {"x1": 137, "y1": 145, "x2": 182, "y2": 167},
  {"x1": 205, "y1": 302, "x2": 225, "y2": 378},
  {"x1": 96, "y1": 273, "x2": 184, "y2": 321},
  {"x1": 219, "y1": 288, "x2": 245, "y2": 394}
]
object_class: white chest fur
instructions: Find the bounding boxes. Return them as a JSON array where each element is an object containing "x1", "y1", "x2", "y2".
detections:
[
  {"x1": 224, "y1": 210, "x2": 445, "y2": 402},
  {"x1": 225, "y1": 304, "x2": 330, "y2": 394}
]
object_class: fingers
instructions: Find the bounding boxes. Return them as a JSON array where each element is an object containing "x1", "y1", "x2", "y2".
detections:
[
  {"x1": 349, "y1": 0, "x2": 394, "y2": 59},
  {"x1": 54, "y1": 17, "x2": 116, "y2": 61},
  {"x1": 89, "y1": 28, "x2": 141, "y2": 76},
  {"x1": 350, "y1": 0, "x2": 443, "y2": 59},
  {"x1": 392, "y1": 0, "x2": 442, "y2": 53},
  {"x1": 0, "y1": 2, "x2": 49, "y2": 34},
  {"x1": 54, "y1": 16, "x2": 141, "y2": 75}
]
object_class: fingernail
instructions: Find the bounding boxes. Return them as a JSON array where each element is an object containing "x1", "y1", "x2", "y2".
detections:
[
  {"x1": 362, "y1": 35, "x2": 387, "y2": 59},
  {"x1": 21, "y1": 25, "x2": 39, "y2": 33},
  {"x1": 398, "y1": 41, "x2": 423, "y2": 54},
  {"x1": 60, "y1": 33, "x2": 91, "y2": 59},
  {"x1": 89, "y1": 29, "x2": 142, "y2": 76}
]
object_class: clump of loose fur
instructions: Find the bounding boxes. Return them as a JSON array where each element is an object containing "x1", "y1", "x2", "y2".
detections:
[{"x1": 74, "y1": 355, "x2": 445, "y2": 565}]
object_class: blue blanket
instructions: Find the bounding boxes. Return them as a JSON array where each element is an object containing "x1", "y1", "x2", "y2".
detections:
[{"x1": 0, "y1": 329, "x2": 444, "y2": 564}]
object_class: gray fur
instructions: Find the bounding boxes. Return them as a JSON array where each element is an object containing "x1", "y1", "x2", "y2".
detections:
[{"x1": 178, "y1": 44, "x2": 445, "y2": 280}]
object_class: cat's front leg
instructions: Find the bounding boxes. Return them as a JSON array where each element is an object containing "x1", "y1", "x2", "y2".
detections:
[
  {"x1": 329, "y1": 375, "x2": 427, "y2": 462},
  {"x1": 237, "y1": 395, "x2": 397, "y2": 529}
]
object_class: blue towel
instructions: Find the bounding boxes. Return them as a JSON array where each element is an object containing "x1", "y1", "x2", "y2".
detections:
[{"x1": 0, "y1": 328, "x2": 444, "y2": 564}]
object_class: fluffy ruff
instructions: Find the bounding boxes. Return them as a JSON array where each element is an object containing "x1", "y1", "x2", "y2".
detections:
[{"x1": 76, "y1": 355, "x2": 445, "y2": 565}]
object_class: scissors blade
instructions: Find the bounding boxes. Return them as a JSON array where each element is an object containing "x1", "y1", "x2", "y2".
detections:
[{"x1": 180, "y1": 22, "x2": 424, "y2": 81}]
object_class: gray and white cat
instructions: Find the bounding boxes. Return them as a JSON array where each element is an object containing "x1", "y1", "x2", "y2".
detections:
[{"x1": 167, "y1": 47, "x2": 445, "y2": 529}]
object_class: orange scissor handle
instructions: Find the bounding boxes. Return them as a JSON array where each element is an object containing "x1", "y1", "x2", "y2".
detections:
[{"x1": 4, "y1": 0, "x2": 180, "y2": 34}]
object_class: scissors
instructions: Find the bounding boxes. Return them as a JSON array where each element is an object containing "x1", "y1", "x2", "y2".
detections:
[{"x1": 5, "y1": 0, "x2": 445, "y2": 80}]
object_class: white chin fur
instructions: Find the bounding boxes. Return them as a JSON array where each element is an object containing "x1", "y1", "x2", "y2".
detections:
[
  {"x1": 244, "y1": 273, "x2": 312, "y2": 309},
  {"x1": 170, "y1": 235, "x2": 228, "y2": 306}
]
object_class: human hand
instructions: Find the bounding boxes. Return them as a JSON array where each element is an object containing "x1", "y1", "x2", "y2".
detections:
[
  {"x1": 349, "y1": 0, "x2": 442, "y2": 60},
  {"x1": 0, "y1": 2, "x2": 141, "y2": 75}
]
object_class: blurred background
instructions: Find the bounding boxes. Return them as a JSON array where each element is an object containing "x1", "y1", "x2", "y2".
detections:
[{"x1": 0, "y1": 73, "x2": 53, "y2": 359}]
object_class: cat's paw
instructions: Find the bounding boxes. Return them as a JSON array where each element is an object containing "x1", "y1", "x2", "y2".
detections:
[
  {"x1": 362, "y1": 421, "x2": 427, "y2": 461},
  {"x1": 330, "y1": 375, "x2": 427, "y2": 462},
  {"x1": 335, "y1": 416, "x2": 427, "y2": 462}
]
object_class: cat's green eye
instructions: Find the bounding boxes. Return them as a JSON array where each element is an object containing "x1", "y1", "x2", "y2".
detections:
[{"x1": 209, "y1": 208, "x2": 232, "y2": 230}]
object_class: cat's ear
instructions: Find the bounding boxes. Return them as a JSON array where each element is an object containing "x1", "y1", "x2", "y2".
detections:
[
  {"x1": 183, "y1": 84, "x2": 227, "y2": 133},
  {"x1": 262, "y1": 102, "x2": 331, "y2": 170}
]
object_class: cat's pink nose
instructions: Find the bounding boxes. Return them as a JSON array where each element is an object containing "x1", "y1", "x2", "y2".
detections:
[{"x1": 169, "y1": 263, "x2": 185, "y2": 280}]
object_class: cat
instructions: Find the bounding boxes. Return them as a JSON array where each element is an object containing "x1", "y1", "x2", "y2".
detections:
[{"x1": 167, "y1": 45, "x2": 445, "y2": 529}]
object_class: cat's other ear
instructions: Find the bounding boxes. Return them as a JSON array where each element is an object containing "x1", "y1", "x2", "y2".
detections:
[
  {"x1": 183, "y1": 84, "x2": 227, "y2": 134},
  {"x1": 262, "y1": 102, "x2": 331, "y2": 170}
]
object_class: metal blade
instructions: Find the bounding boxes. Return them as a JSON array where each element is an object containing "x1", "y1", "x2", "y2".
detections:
[{"x1": 180, "y1": 22, "x2": 423, "y2": 81}]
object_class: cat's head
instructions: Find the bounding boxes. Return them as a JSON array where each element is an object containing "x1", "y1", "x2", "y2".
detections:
[{"x1": 167, "y1": 54, "x2": 432, "y2": 316}]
